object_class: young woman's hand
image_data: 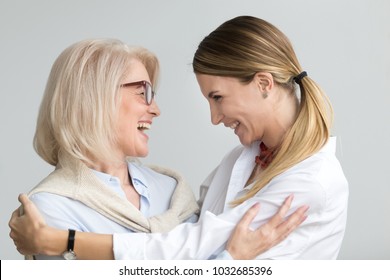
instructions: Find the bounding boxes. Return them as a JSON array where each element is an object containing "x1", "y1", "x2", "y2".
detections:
[
  {"x1": 9, "y1": 194, "x2": 48, "y2": 255},
  {"x1": 226, "y1": 195, "x2": 308, "y2": 259}
]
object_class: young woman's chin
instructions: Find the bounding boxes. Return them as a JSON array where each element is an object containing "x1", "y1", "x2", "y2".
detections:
[{"x1": 236, "y1": 130, "x2": 253, "y2": 147}]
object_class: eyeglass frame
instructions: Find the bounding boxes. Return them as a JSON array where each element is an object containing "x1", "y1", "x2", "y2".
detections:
[{"x1": 120, "y1": 80, "x2": 155, "y2": 105}]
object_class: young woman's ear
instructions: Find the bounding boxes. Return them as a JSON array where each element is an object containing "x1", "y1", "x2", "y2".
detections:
[{"x1": 254, "y1": 72, "x2": 274, "y2": 97}]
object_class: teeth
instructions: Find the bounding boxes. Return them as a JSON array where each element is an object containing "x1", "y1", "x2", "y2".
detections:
[
  {"x1": 137, "y1": 123, "x2": 151, "y2": 130},
  {"x1": 230, "y1": 121, "x2": 240, "y2": 129}
]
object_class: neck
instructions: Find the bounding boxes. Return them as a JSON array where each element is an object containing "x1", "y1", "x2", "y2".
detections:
[
  {"x1": 84, "y1": 153, "x2": 140, "y2": 209},
  {"x1": 86, "y1": 159, "x2": 131, "y2": 186},
  {"x1": 262, "y1": 89, "x2": 298, "y2": 148}
]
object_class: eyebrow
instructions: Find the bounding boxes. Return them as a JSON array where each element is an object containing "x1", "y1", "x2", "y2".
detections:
[{"x1": 208, "y1": 91, "x2": 219, "y2": 99}]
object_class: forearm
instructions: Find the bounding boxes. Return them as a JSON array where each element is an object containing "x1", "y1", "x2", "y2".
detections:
[
  {"x1": 41, "y1": 226, "x2": 114, "y2": 260},
  {"x1": 114, "y1": 195, "x2": 304, "y2": 260},
  {"x1": 114, "y1": 211, "x2": 235, "y2": 259},
  {"x1": 40, "y1": 227, "x2": 67, "y2": 256},
  {"x1": 74, "y1": 231, "x2": 114, "y2": 260}
]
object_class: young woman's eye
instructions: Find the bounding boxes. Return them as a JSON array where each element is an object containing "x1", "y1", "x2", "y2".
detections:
[{"x1": 213, "y1": 95, "x2": 222, "y2": 101}]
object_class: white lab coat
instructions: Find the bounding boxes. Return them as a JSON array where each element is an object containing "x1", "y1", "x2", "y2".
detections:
[{"x1": 114, "y1": 137, "x2": 349, "y2": 259}]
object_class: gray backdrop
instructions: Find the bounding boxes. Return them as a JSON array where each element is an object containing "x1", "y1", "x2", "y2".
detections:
[{"x1": 1, "y1": 0, "x2": 389, "y2": 260}]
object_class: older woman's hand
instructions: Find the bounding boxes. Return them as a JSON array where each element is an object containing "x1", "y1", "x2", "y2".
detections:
[
  {"x1": 226, "y1": 195, "x2": 308, "y2": 259},
  {"x1": 9, "y1": 194, "x2": 48, "y2": 256}
]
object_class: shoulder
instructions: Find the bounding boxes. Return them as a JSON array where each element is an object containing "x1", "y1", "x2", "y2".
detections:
[
  {"x1": 29, "y1": 164, "x2": 78, "y2": 196},
  {"x1": 29, "y1": 192, "x2": 70, "y2": 206},
  {"x1": 266, "y1": 148, "x2": 348, "y2": 212},
  {"x1": 29, "y1": 192, "x2": 84, "y2": 230},
  {"x1": 276, "y1": 137, "x2": 347, "y2": 186},
  {"x1": 284, "y1": 140, "x2": 348, "y2": 193}
]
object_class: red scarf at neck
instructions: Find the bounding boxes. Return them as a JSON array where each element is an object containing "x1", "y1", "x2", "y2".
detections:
[{"x1": 255, "y1": 142, "x2": 276, "y2": 169}]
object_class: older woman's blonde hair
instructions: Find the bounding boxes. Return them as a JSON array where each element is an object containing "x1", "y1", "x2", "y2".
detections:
[
  {"x1": 34, "y1": 39, "x2": 160, "y2": 166},
  {"x1": 193, "y1": 16, "x2": 333, "y2": 206}
]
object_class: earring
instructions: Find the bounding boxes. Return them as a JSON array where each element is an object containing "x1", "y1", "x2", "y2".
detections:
[{"x1": 262, "y1": 92, "x2": 268, "y2": 99}]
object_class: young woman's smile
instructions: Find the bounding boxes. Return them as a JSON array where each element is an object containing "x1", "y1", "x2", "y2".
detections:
[{"x1": 196, "y1": 73, "x2": 269, "y2": 146}]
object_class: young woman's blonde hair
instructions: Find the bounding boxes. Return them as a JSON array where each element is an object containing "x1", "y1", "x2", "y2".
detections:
[
  {"x1": 34, "y1": 38, "x2": 160, "y2": 166},
  {"x1": 193, "y1": 16, "x2": 333, "y2": 206}
]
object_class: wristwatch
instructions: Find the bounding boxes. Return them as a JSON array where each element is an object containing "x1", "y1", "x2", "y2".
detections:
[{"x1": 62, "y1": 229, "x2": 77, "y2": 260}]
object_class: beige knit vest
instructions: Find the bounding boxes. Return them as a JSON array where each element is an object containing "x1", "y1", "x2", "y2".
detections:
[{"x1": 24, "y1": 154, "x2": 200, "y2": 259}]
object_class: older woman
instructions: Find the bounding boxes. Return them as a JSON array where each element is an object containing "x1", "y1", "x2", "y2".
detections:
[
  {"x1": 9, "y1": 37, "x2": 306, "y2": 260},
  {"x1": 14, "y1": 39, "x2": 201, "y2": 259}
]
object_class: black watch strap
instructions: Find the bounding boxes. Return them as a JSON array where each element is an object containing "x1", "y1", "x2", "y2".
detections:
[{"x1": 67, "y1": 229, "x2": 76, "y2": 251}]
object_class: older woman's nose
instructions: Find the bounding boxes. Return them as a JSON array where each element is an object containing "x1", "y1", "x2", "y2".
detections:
[{"x1": 148, "y1": 99, "x2": 161, "y2": 117}]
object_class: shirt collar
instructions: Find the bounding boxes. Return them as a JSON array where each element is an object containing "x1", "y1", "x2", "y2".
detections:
[
  {"x1": 89, "y1": 160, "x2": 151, "y2": 216},
  {"x1": 89, "y1": 161, "x2": 149, "y2": 193},
  {"x1": 239, "y1": 137, "x2": 336, "y2": 192},
  {"x1": 127, "y1": 161, "x2": 148, "y2": 188},
  {"x1": 91, "y1": 169, "x2": 117, "y2": 184}
]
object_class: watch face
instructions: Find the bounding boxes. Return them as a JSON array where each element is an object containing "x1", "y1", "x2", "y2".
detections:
[{"x1": 62, "y1": 250, "x2": 77, "y2": 260}]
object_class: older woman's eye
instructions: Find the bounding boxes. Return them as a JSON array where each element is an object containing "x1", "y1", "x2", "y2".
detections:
[
  {"x1": 134, "y1": 89, "x2": 145, "y2": 96},
  {"x1": 213, "y1": 95, "x2": 222, "y2": 101}
]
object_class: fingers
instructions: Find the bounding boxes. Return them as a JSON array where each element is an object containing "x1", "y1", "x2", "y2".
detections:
[
  {"x1": 279, "y1": 194, "x2": 294, "y2": 215},
  {"x1": 9, "y1": 208, "x2": 23, "y2": 247},
  {"x1": 17, "y1": 193, "x2": 30, "y2": 216},
  {"x1": 9, "y1": 207, "x2": 22, "y2": 233},
  {"x1": 238, "y1": 203, "x2": 261, "y2": 229},
  {"x1": 272, "y1": 205, "x2": 309, "y2": 244},
  {"x1": 283, "y1": 205, "x2": 309, "y2": 229},
  {"x1": 226, "y1": 203, "x2": 262, "y2": 259},
  {"x1": 19, "y1": 194, "x2": 47, "y2": 226},
  {"x1": 10, "y1": 208, "x2": 20, "y2": 220},
  {"x1": 227, "y1": 195, "x2": 310, "y2": 259},
  {"x1": 18, "y1": 193, "x2": 30, "y2": 207},
  {"x1": 8, "y1": 209, "x2": 19, "y2": 237},
  {"x1": 19, "y1": 193, "x2": 39, "y2": 218},
  {"x1": 267, "y1": 194, "x2": 294, "y2": 227}
]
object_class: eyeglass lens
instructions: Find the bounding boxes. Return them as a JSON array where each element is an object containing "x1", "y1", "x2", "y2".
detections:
[
  {"x1": 144, "y1": 82, "x2": 153, "y2": 105},
  {"x1": 121, "y1": 81, "x2": 154, "y2": 105}
]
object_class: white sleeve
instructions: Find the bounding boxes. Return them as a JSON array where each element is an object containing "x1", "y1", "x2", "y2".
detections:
[
  {"x1": 113, "y1": 172, "x2": 324, "y2": 260},
  {"x1": 113, "y1": 210, "x2": 237, "y2": 260},
  {"x1": 213, "y1": 250, "x2": 234, "y2": 260}
]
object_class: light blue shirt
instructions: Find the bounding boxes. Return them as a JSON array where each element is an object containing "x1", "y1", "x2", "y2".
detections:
[{"x1": 30, "y1": 161, "x2": 197, "y2": 259}]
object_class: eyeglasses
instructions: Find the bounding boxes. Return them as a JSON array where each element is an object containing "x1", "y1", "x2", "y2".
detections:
[{"x1": 120, "y1": 80, "x2": 155, "y2": 105}]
